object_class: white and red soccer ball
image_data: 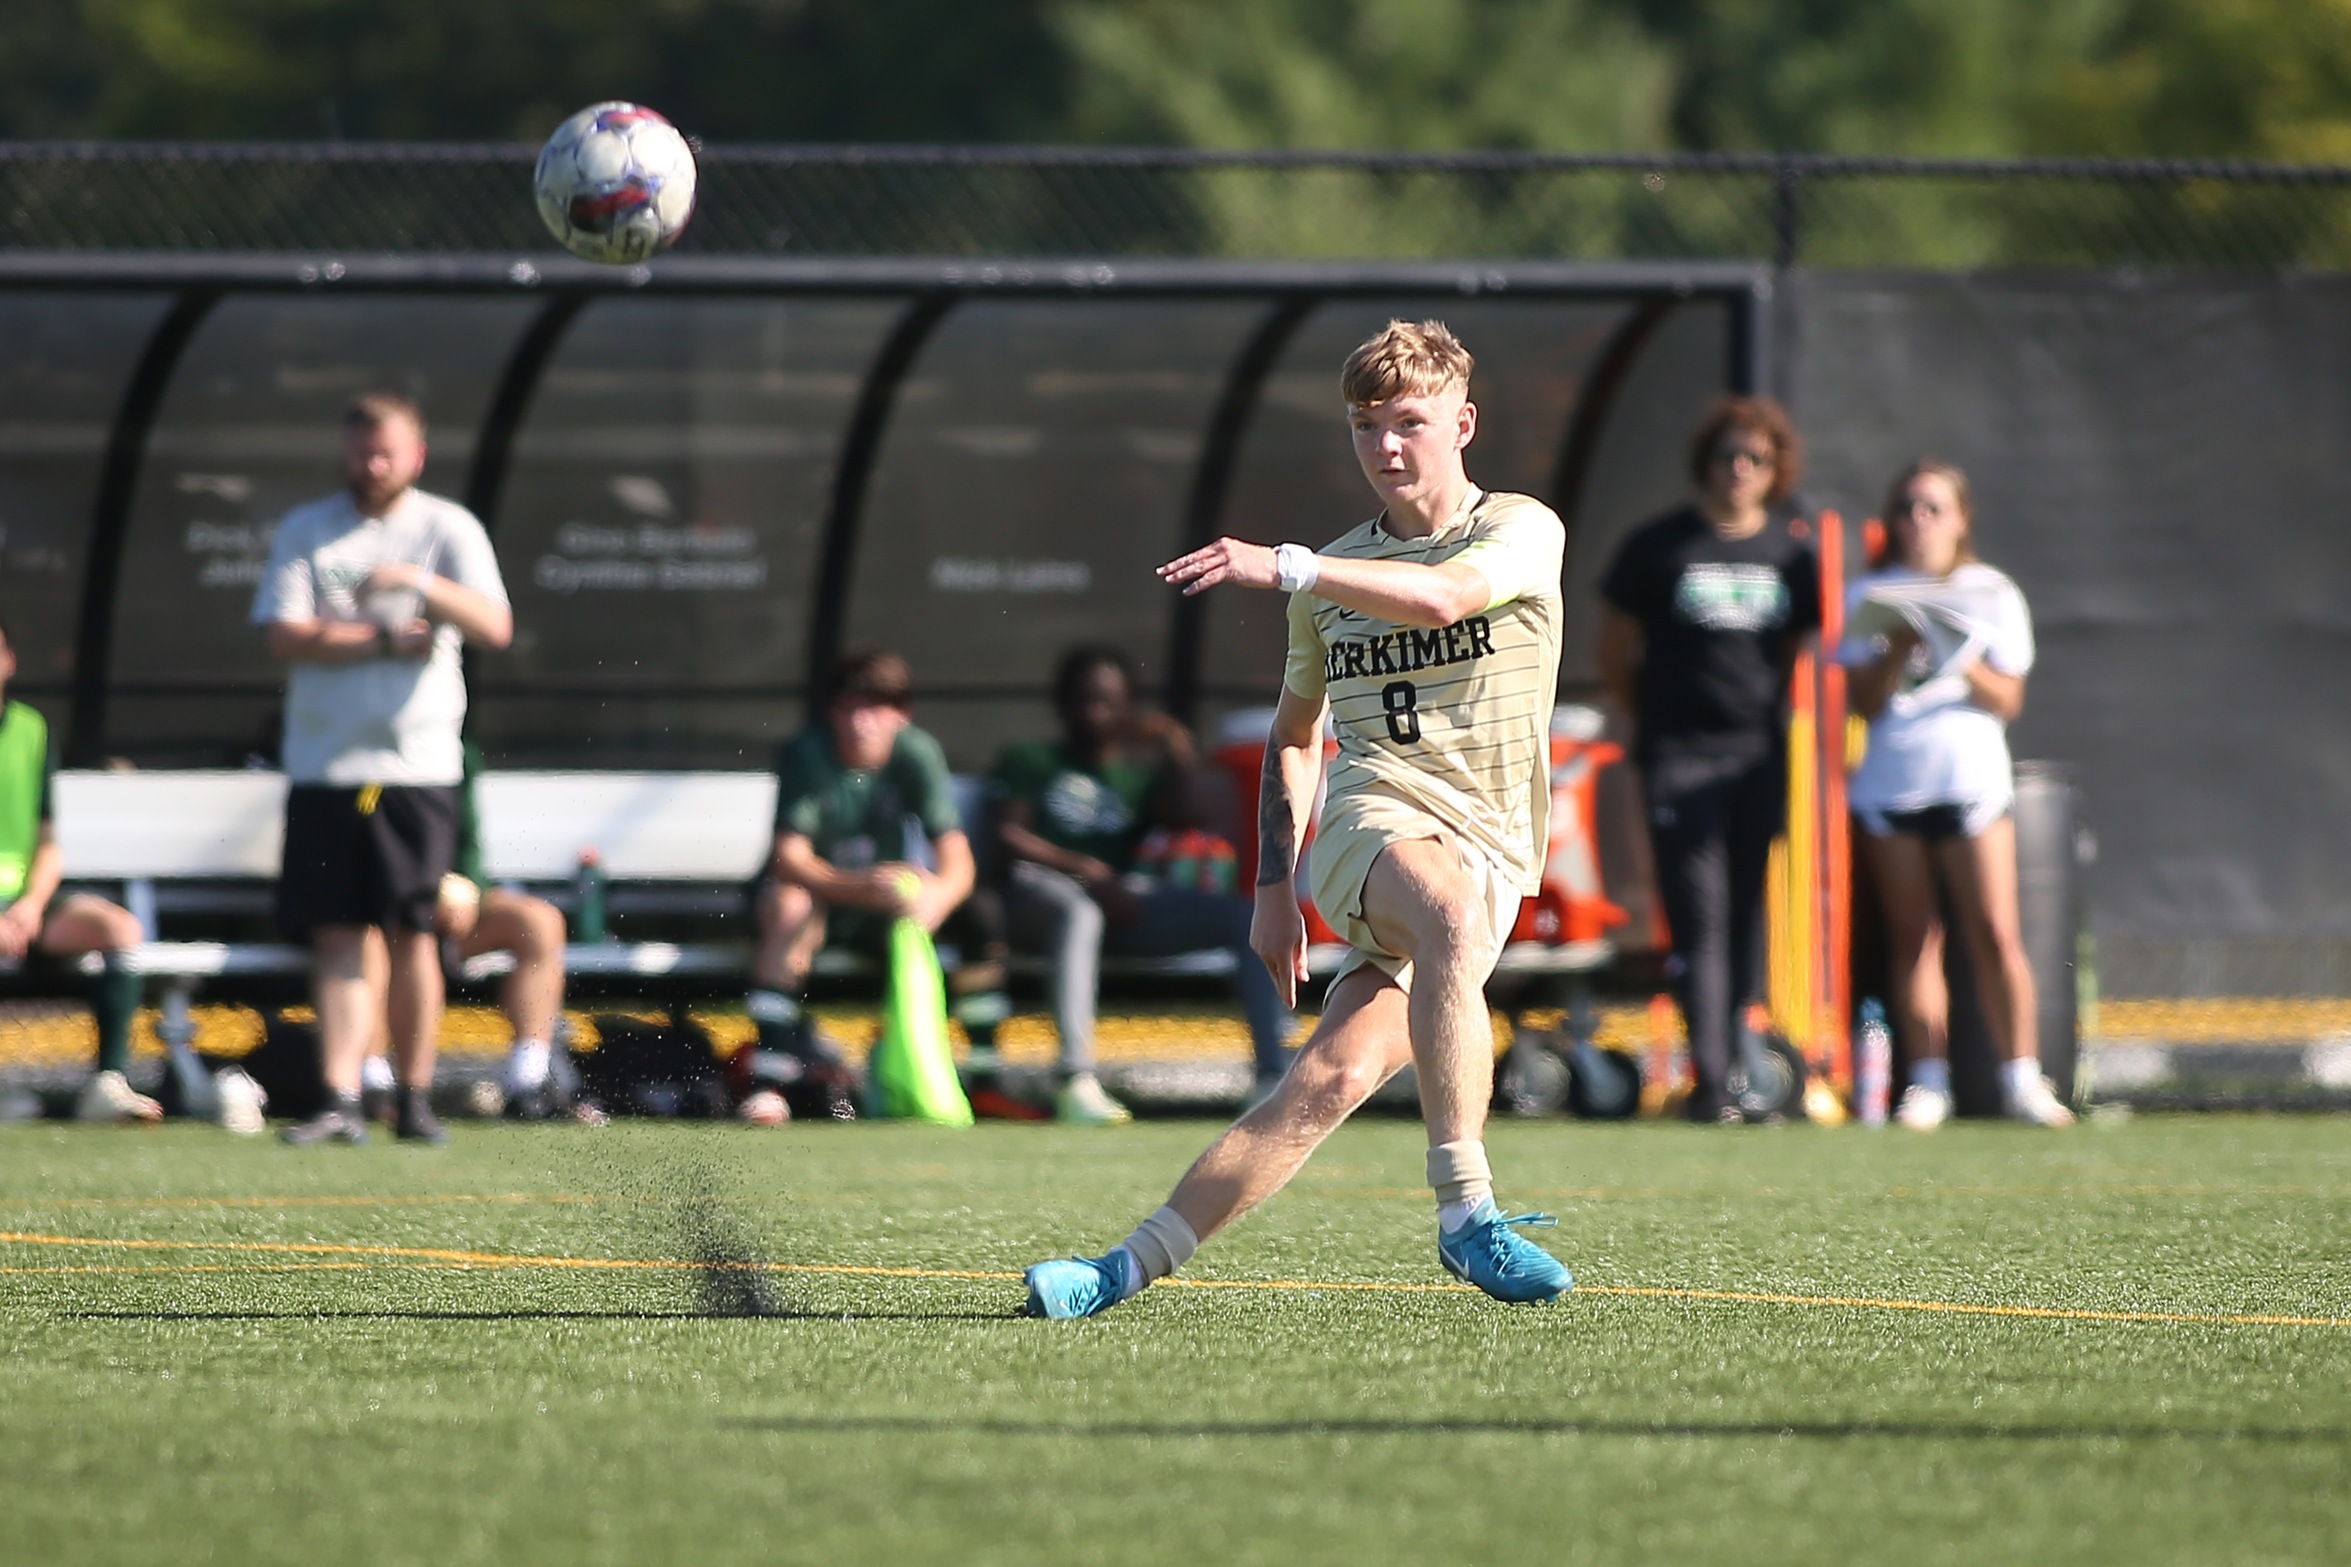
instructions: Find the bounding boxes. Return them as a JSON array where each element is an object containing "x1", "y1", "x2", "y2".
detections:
[{"x1": 534, "y1": 102, "x2": 698, "y2": 264}]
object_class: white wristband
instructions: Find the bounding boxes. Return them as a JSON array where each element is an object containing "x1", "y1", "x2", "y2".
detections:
[{"x1": 1274, "y1": 542, "x2": 1321, "y2": 594}]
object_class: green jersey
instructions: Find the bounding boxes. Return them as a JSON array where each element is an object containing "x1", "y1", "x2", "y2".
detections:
[
  {"x1": 988, "y1": 741, "x2": 1159, "y2": 873},
  {"x1": 771, "y1": 725, "x2": 961, "y2": 869},
  {"x1": 0, "y1": 701, "x2": 55, "y2": 903},
  {"x1": 455, "y1": 739, "x2": 486, "y2": 887}
]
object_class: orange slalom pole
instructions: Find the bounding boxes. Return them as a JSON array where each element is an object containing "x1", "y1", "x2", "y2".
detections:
[{"x1": 1817, "y1": 510, "x2": 1853, "y2": 1090}]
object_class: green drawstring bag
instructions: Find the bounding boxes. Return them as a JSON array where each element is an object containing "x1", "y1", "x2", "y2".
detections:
[{"x1": 867, "y1": 917, "x2": 975, "y2": 1126}]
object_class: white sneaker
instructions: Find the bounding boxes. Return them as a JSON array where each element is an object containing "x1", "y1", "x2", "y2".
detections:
[
  {"x1": 212, "y1": 1067, "x2": 268, "y2": 1137},
  {"x1": 2003, "y1": 1071, "x2": 2077, "y2": 1127},
  {"x1": 76, "y1": 1069, "x2": 163, "y2": 1124},
  {"x1": 1055, "y1": 1073, "x2": 1132, "y2": 1126},
  {"x1": 1893, "y1": 1083, "x2": 1951, "y2": 1131}
]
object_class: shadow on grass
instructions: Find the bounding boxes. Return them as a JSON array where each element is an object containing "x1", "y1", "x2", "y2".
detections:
[
  {"x1": 716, "y1": 1414, "x2": 2350, "y2": 1445},
  {"x1": 63, "y1": 1307, "x2": 1023, "y2": 1324}
]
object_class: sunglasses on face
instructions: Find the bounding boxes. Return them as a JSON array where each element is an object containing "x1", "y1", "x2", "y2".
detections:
[{"x1": 1712, "y1": 444, "x2": 1775, "y2": 469}]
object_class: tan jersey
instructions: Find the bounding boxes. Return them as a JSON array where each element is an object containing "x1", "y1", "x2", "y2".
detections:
[{"x1": 1283, "y1": 489, "x2": 1565, "y2": 892}]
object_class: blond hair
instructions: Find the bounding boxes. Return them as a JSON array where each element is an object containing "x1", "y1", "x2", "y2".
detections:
[
  {"x1": 346, "y1": 391, "x2": 425, "y2": 437},
  {"x1": 1341, "y1": 319, "x2": 1474, "y2": 408}
]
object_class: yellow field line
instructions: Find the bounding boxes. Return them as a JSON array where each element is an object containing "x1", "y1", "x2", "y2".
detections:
[{"x1": 3, "y1": 1230, "x2": 2344, "y2": 1329}]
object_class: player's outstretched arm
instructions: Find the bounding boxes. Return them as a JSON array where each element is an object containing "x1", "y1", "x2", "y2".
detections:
[
  {"x1": 1250, "y1": 685, "x2": 1327, "y2": 1008},
  {"x1": 1158, "y1": 538, "x2": 1491, "y2": 629}
]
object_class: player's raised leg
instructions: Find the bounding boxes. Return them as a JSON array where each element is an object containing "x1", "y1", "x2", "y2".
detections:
[
  {"x1": 1024, "y1": 966, "x2": 1411, "y2": 1319},
  {"x1": 1356, "y1": 838, "x2": 1571, "y2": 1303}
]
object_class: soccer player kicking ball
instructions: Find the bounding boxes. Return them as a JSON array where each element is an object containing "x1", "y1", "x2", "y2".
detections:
[{"x1": 1025, "y1": 320, "x2": 1573, "y2": 1317}]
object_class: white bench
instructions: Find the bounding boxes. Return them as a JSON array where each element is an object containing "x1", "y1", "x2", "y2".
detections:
[{"x1": 38, "y1": 768, "x2": 1612, "y2": 1017}]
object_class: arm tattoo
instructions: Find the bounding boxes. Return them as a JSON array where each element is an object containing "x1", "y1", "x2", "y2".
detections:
[{"x1": 1256, "y1": 743, "x2": 1297, "y2": 886}]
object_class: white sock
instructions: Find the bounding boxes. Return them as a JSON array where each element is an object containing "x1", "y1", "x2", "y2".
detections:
[
  {"x1": 505, "y1": 1039, "x2": 551, "y2": 1092},
  {"x1": 1427, "y1": 1140, "x2": 1494, "y2": 1232},
  {"x1": 1114, "y1": 1206, "x2": 1199, "y2": 1298},
  {"x1": 2002, "y1": 1056, "x2": 2044, "y2": 1099},
  {"x1": 1910, "y1": 1057, "x2": 1951, "y2": 1095},
  {"x1": 360, "y1": 1055, "x2": 395, "y2": 1094},
  {"x1": 1437, "y1": 1198, "x2": 1484, "y2": 1233}
]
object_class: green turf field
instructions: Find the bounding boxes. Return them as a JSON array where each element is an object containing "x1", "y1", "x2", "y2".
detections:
[{"x1": 3, "y1": 1115, "x2": 2346, "y2": 1566}]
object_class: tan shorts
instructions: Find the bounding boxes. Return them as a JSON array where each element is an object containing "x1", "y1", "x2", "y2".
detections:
[{"x1": 1307, "y1": 787, "x2": 1523, "y2": 993}]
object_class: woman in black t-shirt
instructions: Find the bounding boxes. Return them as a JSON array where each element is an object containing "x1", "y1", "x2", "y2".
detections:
[{"x1": 1597, "y1": 397, "x2": 1819, "y2": 1122}]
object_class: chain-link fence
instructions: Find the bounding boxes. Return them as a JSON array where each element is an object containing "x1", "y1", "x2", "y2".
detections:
[{"x1": 6, "y1": 143, "x2": 2351, "y2": 267}]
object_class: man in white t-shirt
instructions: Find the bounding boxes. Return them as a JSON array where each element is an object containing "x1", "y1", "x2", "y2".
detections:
[{"x1": 251, "y1": 393, "x2": 512, "y2": 1145}]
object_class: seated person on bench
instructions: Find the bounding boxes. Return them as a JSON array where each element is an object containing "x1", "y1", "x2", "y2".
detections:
[
  {"x1": 0, "y1": 618, "x2": 151, "y2": 1122},
  {"x1": 744, "y1": 647, "x2": 1015, "y2": 1121},
  {"x1": 992, "y1": 644, "x2": 1295, "y2": 1126},
  {"x1": 361, "y1": 739, "x2": 572, "y2": 1121}
]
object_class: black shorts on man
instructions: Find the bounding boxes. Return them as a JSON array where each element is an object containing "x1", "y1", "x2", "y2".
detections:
[{"x1": 277, "y1": 783, "x2": 460, "y2": 937}]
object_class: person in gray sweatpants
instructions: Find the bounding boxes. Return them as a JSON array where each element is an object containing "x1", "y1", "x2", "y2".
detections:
[{"x1": 992, "y1": 645, "x2": 1294, "y2": 1124}]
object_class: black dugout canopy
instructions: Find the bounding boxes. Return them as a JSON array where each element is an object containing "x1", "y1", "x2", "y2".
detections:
[{"x1": 0, "y1": 254, "x2": 1764, "y2": 771}]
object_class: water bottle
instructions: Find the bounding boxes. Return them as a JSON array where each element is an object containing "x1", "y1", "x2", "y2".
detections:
[
  {"x1": 1204, "y1": 837, "x2": 1238, "y2": 895},
  {"x1": 1166, "y1": 830, "x2": 1202, "y2": 892},
  {"x1": 574, "y1": 847, "x2": 608, "y2": 944},
  {"x1": 1855, "y1": 997, "x2": 1893, "y2": 1127}
]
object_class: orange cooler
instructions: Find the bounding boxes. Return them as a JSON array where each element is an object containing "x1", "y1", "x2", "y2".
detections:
[{"x1": 1509, "y1": 705, "x2": 1631, "y2": 945}]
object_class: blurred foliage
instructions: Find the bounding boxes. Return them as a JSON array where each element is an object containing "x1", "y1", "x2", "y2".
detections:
[
  {"x1": 2023, "y1": 0, "x2": 2351, "y2": 162},
  {"x1": 0, "y1": 1, "x2": 1067, "y2": 142},
  {"x1": 1048, "y1": 0, "x2": 1679, "y2": 255},
  {"x1": 6, "y1": 0, "x2": 2351, "y2": 163},
  {"x1": 1051, "y1": 0, "x2": 1674, "y2": 151}
]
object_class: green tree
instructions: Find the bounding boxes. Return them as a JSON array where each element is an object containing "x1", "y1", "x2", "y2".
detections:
[
  {"x1": 1612, "y1": 0, "x2": 2116, "y2": 156},
  {"x1": 2025, "y1": 0, "x2": 2351, "y2": 161},
  {"x1": 1053, "y1": 0, "x2": 1672, "y2": 150},
  {"x1": 0, "y1": 0, "x2": 1067, "y2": 141},
  {"x1": 1047, "y1": 0, "x2": 1674, "y2": 256},
  {"x1": 9, "y1": 0, "x2": 2351, "y2": 167}
]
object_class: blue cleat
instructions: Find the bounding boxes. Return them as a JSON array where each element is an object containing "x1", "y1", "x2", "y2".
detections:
[
  {"x1": 1023, "y1": 1252, "x2": 1132, "y2": 1319},
  {"x1": 1437, "y1": 1201, "x2": 1575, "y2": 1303}
]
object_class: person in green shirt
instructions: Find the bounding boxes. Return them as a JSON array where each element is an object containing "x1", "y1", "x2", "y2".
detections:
[
  {"x1": 993, "y1": 644, "x2": 1293, "y2": 1124},
  {"x1": 0, "y1": 619, "x2": 155, "y2": 1122},
  {"x1": 744, "y1": 647, "x2": 1011, "y2": 1121}
]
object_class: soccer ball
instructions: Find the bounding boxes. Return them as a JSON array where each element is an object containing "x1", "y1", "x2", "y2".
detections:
[{"x1": 533, "y1": 102, "x2": 697, "y2": 264}]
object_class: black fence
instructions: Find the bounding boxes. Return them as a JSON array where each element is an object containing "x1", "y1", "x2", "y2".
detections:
[{"x1": 7, "y1": 144, "x2": 2351, "y2": 269}]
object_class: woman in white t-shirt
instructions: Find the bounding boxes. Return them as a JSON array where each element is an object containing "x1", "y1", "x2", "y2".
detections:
[{"x1": 1842, "y1": 460, "x2": 2072, "y2": 1129}]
